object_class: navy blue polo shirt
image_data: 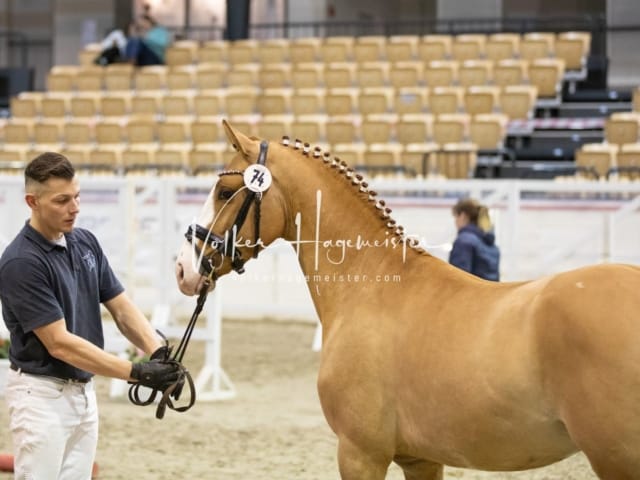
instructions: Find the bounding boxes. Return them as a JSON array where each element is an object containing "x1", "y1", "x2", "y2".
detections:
[{"x1": 0, "y1": 222, "x2": 124, "y2": 381}]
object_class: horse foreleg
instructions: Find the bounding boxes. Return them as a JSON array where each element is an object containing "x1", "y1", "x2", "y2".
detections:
[
  {"x1": 394, "y1": 456, "x2": 443, "y2": 480},
  {"x1": 337, "y1": 436, "x2": 391, "y2": 480}
]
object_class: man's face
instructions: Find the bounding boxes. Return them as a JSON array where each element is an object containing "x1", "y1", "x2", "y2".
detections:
[{"x1": 27, "y1": 176, "x2": 80, "y2": 240}]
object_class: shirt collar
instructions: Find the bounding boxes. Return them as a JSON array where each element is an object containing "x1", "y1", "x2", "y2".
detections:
[{"x1": 23, "y1": 221, "x2": 70, "y2": 252}]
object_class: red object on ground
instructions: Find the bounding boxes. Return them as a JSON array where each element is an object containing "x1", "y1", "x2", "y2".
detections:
[
  {"x1": 0, "y1": 454, "x2": 13, "y2": 472},
  {"x1": 0, "y1": 454, "x2": 98, "y2": 477}
]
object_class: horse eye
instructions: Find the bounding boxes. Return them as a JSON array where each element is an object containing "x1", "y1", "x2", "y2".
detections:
[{"x1": 218, "y1": 189, "x2": 234, "y2": 200}]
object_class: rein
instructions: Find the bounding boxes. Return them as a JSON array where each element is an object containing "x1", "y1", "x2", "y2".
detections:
[
  {"x1": 128, "y1": 283, "x2": 208, "y2": 419},
  {"x1": 129, "y1": 140, "x2": 271, "y2": 419}
]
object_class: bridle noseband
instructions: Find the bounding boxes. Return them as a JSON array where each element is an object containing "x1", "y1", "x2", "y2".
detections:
[{"x1": 185, "y1": 140, "x2": 269, "y2": 278}]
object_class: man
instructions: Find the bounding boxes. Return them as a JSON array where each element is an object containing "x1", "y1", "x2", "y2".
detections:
[
  {"x1": 124, "y1": 14, "x2": 171, "y2": 66},
  {"x1": 0, "y1": 152, "x2": 180, "y2": 479}
]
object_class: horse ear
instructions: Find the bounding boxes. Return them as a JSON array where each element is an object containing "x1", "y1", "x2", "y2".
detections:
[{"x1": 222, "y1": 119, "x2": 254, "y2": 157}]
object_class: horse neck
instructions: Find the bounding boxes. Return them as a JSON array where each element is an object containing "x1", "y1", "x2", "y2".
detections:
[{"x1": 270, "y1": 144, "x2": 418, "y2": 312}]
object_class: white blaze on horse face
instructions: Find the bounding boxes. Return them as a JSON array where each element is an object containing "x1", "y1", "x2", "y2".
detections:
[{"x1": 175, "y1": 188, "x2": 216, "y2": 295}]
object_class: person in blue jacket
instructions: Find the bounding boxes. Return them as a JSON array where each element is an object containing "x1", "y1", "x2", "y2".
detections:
[
  {"x1": 125, "y1": 14, "x2": 171, "y2": 66},
  {"x1": 449, "y1": 198, "x2": 500, "y2": 281}
]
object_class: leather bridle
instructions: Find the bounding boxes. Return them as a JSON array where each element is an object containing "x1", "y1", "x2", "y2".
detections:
[{"x1": 184, "y1": 140, "x2": 269, "y2": 279}]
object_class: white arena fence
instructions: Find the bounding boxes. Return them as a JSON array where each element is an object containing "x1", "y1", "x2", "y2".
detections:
[{"x1": 0, "y1": 175, "x2": 638, "y2": 399}]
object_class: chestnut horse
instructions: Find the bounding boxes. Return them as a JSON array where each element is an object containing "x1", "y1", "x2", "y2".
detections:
[{"x1": 175, "y1": 120, "x2": 640, "y2": 479}]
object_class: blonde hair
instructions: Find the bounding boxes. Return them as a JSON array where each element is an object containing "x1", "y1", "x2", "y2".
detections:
[{"x1": 452, "y1": 198, "x2": 492, "y2": 232}]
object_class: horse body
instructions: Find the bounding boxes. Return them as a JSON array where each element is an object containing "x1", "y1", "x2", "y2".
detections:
[{"x1": 175, "y1": 121, "x2": 640, "y2": 479}]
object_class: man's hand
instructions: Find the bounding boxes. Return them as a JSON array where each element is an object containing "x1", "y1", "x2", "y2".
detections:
[
  {"x1": 150, "y1": 345, "x2": 172, "y2": 362},
  {"x1": 130, "y1": 359, "x2": 181, "y2": 392}
]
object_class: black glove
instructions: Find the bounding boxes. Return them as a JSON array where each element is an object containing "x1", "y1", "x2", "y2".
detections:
[
  {"x1": 150, "y1": 345, "x2": 172, "y2": 362},
  {"x1": 130, "y1": 359, "x2": 181, "y2": 392},
  {"x1": 149, "y1": 345, "x2": 184, "y2": 399}
]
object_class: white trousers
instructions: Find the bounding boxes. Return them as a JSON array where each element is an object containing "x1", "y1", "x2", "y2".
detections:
[{"x1": 5, "y1": 368, "x2": 98, "y2": 480}]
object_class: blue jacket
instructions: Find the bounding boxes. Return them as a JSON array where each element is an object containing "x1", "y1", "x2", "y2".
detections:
[{"x1": 449, "y1": 224, "x2": 500, "y2": 281}]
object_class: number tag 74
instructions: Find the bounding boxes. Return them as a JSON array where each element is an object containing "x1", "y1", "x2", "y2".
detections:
[{"x1": 243, "y1": 164, "x2": 272, "y2": 193}]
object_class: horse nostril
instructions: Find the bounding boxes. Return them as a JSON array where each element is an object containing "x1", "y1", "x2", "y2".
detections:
[{"x1": 176, "y1": 262, "x2": 185, "y2": 280}]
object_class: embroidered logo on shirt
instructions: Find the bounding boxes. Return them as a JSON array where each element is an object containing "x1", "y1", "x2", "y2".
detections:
[{"x1": 82, "y1": 251, "x2": 96, "y2": 271}]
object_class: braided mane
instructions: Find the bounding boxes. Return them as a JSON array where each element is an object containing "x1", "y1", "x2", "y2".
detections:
[{"x1": 278, "y1": 135, "x2": 425, "y2": 254}]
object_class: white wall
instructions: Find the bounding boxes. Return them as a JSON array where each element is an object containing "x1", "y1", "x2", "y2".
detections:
[
  {"x1": 437, "y1": 0, "x2": 503, "y2": 19},
  {"x1": 607, "y1": 0, "x2": 640, "y2": 87}
]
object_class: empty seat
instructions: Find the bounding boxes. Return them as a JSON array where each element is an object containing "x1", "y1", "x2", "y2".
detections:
[
  {"x1": 493, "y1": 59, "x2": 529, "y2": 87},
  {"x1": 394, "y1": 87, "x2": 429, "y2": 114},
  {"x1": 103, "y1": 68, "x2": 132, "y2": 91},
  {"x1": 198, "y1": 41, "x2": 228, "y2": 63},
  {"x1": 100, "y1": 95, "x2": 131, "y2": 117},
  {"x1": 324, "y1": 62, "x2": 356, "y2": 88},
  {"x1": 10, "y1": 96, "x2": 41, "y2": 118},
  {"x1": 463, "y1": 86, "x2": 500, "y2": 115},
  {"x1": 387, "y1": 35, "x2": 419, "y2": 62},
  {"x1": 191, "y1": 119, "x2": 221, "y2": 145},
  {"x1": 353, "y1": 36, "x2": 386, "y2": 62},
  {"x1": 74, "y1": 71, "x2": 103, "y2": 92},
  {"x1": 258, "y1": 64, "x2": 291, "y2": 89},
  {"x1": 321, "y1": 37, "x2": 354, "y2": 63},
  {"x1": 389, "y1": 61, "x2": 424, "y2": 88},
  {"x1": 326, "y1": 115, "x2": 360, "y2": 145},
  {"x1": 469, "y1": 113, "x2": 509, "y2": 150},
  {"x1": 424, "y1": 60, "x2": 459, "y2": 87},
  {"x1": 226, "y1": 63, "x2": 259, "y2": 87},
  {"x1": 485, "y1": 33, "x2": 520, "y2": 61},
  {"x1": 418, "y1": 35, "x2": 452, "y2": 62},
  {"x1": 604, "y1": 112, "x2": 640, "y2": 146},
  {"x1": 358, "y1": 87, "x2": 394, "y2": 115},
  {"x1": 126, "y1": 118, "x2": 157, "y2": 144},
  {"x1": 291, "y1": 114, "x2": 328, "y2": 145},
  {"x1": 47, "y1": 72, "x2": 75, "y2": 92},
  {"x1": 194, "y1": 91, "x2": 224, "y2": 117},
  {"x1": 432, "y1": 113, "x2": 470, "y2": 145},
  {"x1": 258, "y1": 39, "x2": 290, "y2": 64},
  {"x1": 162, "y1": 92, "x2": 194, "y2": 117},
  {"x1": 132, "y1": 92, "x2": 163, "y2": 116},
  {"x1": 165, "y1": 43, "x2": 198, "y2": 67},
  {"x1": 356, "y1": 61, "x2": 390, "y2": 88},
  {"x1": 291, "y1": 88, "x2": 325, "y2": 116},
  {"x1": 614, "y1": 143, "x2": 640, "y2": 179},
  {"x1": 135, "y1": 66, "x2": 167, "y2": 90},
  {"x1": 289, "y1": 38, "x2": 321, "y2": 63},
  {"x1": 34, "y1": 120, "x2": 63, "y2": 144},
  {"x1": 528, "y1": 58, "x2": 565, "y2": 101},
  {"x1": 291, "y1": 63, "x2": 324, "y2": 89},
  {"x1": 227, "y1": 39, "x2": 258, "y2": 64},
  {"x1": 195, "y1": 64, "x2": 226, "y2": 89},
  {"x1": 95, "y1": 120, "x2": 124, "y2": 144},
  {"x1": 167, "y1": 67, "x2": 196, "y2": 90},
  {"x1": 434, "y1": 143, "x2": 478, "y2": 178},
  {"x1": 3, "y1": 120, "x2": 34, "y2": 145},
  {"x1": 189, "y1": 144, "x2": 227, "y2": 175},
  {"x1": 500, "y1": 85, "x2": 538, "y2": 120},
  {"x1": 361, "y1": 114, "x2": 396, "y2": 144},
  {"x1": 63, "y1": 121, "x2": 93, "y2": 145},
  {"x1": 158, "y1": 120, "x2": 190, "y2": 144},
  {"x1": 70, "y1": 94, "x2": 100, "y2": 118},
  {"x1": 325, "y1": 88, "x2": 358, "y2": 116},
  {"x1": 255, "y1": 115, "x2": 292, "y2": 141},
  {"x1": 41, "y1": 96, "x2": 69, "y2": 118},
  {"x1": 451, "y1": 34, "x2": 486, "y2": 61},
  {"x1": 256, "y1": 89, "x2": 291, "y2": 115},
  {"x1": 458, "y1": 59, "x2": 493, "y2": 87},
  {"x1": 520, "y1": 32, "x2": 555, "y2": 62},
  {"x1": 574, "y1": 143, "x2": 617, "y2": 179},
  {"x1": 555, "y1": 31, "x2": 590, "y2": 73},
  {"x1": 429, "y1": 86, "x2": 464, "y2": 115},
  {"x1": 225, "y1": 88, "x2": 258, "y2": 116}
]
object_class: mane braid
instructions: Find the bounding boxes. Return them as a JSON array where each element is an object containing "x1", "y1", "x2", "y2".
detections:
[{"x1": 279, "y1": 136, "x2": 425, "y2": 253}]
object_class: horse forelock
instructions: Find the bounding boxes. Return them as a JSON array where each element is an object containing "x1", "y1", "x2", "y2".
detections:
[{"x1": 276, "y1": 135, "x2": 425, "y2": 254}]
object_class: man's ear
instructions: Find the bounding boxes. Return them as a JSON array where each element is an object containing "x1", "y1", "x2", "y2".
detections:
[{"x1": 25, "y1": 193, "x2": 38, "y2": 209}]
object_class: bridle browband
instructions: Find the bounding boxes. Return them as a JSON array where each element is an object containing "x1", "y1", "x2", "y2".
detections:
[{"x1": 185, "y1": 140, "x2": 269, "y2": 278}]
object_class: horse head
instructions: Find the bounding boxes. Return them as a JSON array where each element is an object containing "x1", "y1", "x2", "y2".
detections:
[{"x1": 175, "y1": 120, "x2": 288, "y2": 296}]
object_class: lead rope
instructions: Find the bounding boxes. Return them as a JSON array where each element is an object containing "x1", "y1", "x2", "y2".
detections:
[{"x1": 128, "y1": 282, "x2": 210, "y2": 419}]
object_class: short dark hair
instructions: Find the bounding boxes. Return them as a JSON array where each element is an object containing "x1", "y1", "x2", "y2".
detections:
[{"x1": 25, "y1": 152, "x2": 75, "y2": 187}]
